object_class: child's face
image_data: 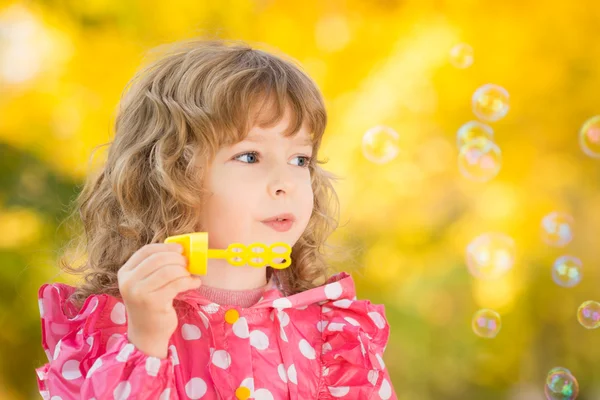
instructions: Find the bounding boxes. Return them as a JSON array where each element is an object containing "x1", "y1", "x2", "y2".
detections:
[{"x1": 199, "y1": 108, "x2": 315, "y2": 252}]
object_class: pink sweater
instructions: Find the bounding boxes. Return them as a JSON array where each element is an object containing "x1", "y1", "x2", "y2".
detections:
[{"x1": 195, "y1": 282, "x2": 269, "y2": 308}]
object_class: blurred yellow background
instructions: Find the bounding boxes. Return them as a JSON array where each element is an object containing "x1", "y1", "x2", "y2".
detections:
[{"x1": 1, "y1": 0, "x2": 599, "y2": 399}]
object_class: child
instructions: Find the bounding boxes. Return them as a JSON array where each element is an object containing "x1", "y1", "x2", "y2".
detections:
[{"x1": 35, "y1": 38, "x2": 397, "y2": 400}]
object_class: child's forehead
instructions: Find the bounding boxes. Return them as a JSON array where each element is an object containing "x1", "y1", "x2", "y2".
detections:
[
  {"x1": 243, "y1": 97, "x2": 313, "y2": 141},
  {"x1": 242, "y1": 126, "x2": 313, "y2": 144}
]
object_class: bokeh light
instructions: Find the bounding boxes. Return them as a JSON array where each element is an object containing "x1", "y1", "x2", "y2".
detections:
[
  {"x1": 545, "y1": 367, "x2": 579, "y2": 400},
  {"x1": 458, "y1": 137, "x2": 502, "y2": 182},
  {"x1": 361, "y1": 125, "x2": 400, "y2": 164},
  {"x1": 579, "y1": 115, "x2": 600, "y2": 158},
  {"x1": 449, "y1": 43, "x2": 474, "y2": 69},
  {"x1": 541, "y1": 212, "x2": 574, "y2": 247},
  {"x1": 551, "y1": 256, "x2": 582, "y2": 288},
  {"x1": 577, "y1": 300, "x2": 600, "y2": 329},
  {"x1": 472, "y1": 309, "x2": 502, "y2": 338},
  {"x1": 472, "y1": 84, "x2": 510, "y2": 122},
  {"x1": 466, "y1": 233, "x2": 516, "y2": 280},
  {"x1": 456, "y1": 120, "x2": 494, "y2": 149}
]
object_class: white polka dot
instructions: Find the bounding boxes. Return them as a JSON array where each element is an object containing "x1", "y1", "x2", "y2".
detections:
[
  {"x1": 233, "y1": 317, "x2": 250, "y2": 339},
  {"x1": 201, "y1": 303, "x2": 220, "y2": 314},
  {"x1": 38, "y1": 298, "x2": 44, "y2": 318},
  {"x1": 297, "y1": 305, "x2": 308, "y2": 310},
  {"x1": 376, "y1": 353, "x2": 386, "y2": 369},
  {"x1": 86, "y1": 336, "x2": 94, "y2": 348},
  {"x1": 287, "y1": 364, "x2": 297, "y2": 384},
  {"x1": 272, "y1": 298, "x2": 293, "y2": 309},
  {"x1": 358, "y1": 335, "x2": 366, "y2": 356},
  {"x1": 61, "y1": 359, "x2": 82, "y2": 380},
  {"x1": 51, "y1": 323, "x2": 69, "y2": 335},
  {"x1": 239, "y1": 377, "x2": 255, "y2": 395},
  {"x1": 36, "y1": 368, "x2": 46, "y2": 380},
  {"x1": 249, "y1": 330, "x2": 269, "y2": 350},
  {"x1": 280, "y1": 324, "x2": 288, "y2": 343},
  {"x1": 344, "y1": 317, "x2": 360, "y2": 326},
  {"x1": 110, "y1": 303, "x2": 127, "y2": 325},
  {"x1": 87, "y1": 358, "x2": 102, "y2": 378},
  {"x1": 211, "y1": 350, "x2": 231, "y2": 369},
  {"x1": 39, "y1": 391, "x2": 49, "y2": 400},
  {"x1": 185, "y1": 377, "x2": 207, "y2": 399},
  {"x1": 106, "y1": 333, "x2": 123, "y2": 350},
  {"x1": 368, "y1": 369, "x2": 379, "y2": 385},
  {"x1": 277, "y1": 310, "x2": 290, "y2": 326},
  {"x1": 324, "y1": 282, "x2": 343, "y2": 299},
  {"x1": 277, "y1": 364, "x2": 287, "y2": 383},
  {"x1": 322, "y1": 306, "x2": 333, "y2": 313},
  {"x1": 88, "y1": 297, "x2": 99, "y2": 314},
  {"x1": 379, "y1": 378, "x2": 392, "y2": 399},
  {"x1": 322, "y1": 343, "x2": 332, "y2": 354},
  {"x1": 116, "y1": 343, "x2": 135, "y2": 362},
  {"x1": 113, "y1": 380, "x2": 131, "y2": 400},
  {"x1": 44, "y1": 349, "x2": 52, "y2": 362},
  {"x1": 332, "y1": 299, "x2": 353, "y2": 308},
  {"x1": 159, "y1": 388, "x2": 171, "y2": 400},
  {"x1": 145, "y1": 357, "x2": 161, "y2": 376},
  {"x1": 298, "y1": 339, "x2": 316, "y2": 360},
  {"x1": 182, "y1": 323, "x2": 201, "y2": 340},
  {"x1": 53, "y1": 339, "x2": 62, "y2": 360},
  {"x1": 322, "y1": 366, "x2": 330, "y2": 377},
  {"x1": 368, "y1": 311, "x2": 386, "y2": 329},
  {"x1": 50, "y1": 396, "x2": 62, "y2": 400},
  {"x1": 169, "y1": 345, "x2": 180, "y2": 366},
  {"x1": 197, "y1": 311, "x2": 210, "y2": 329},
  {"x1": 328, "y1": 386, "x2": 350, "y2": 397},
  {"x1": 317, "y1": 321, "x2": 329, "y2": 332},
  {"x1": 327, "y1": 322, "x2": 345, "y2": 332},
  {"x1": 254, "y1": 388, "x2": 274, "y2": 400}
]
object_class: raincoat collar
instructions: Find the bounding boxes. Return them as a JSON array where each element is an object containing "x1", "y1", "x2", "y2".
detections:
[{"x1": 174, "y1": 271, "x2": 355, "y2": 310}]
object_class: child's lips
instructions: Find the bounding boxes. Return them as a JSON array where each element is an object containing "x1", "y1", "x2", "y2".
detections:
[{"x1": 261, "y1": 219, "x2": 293, "y2": 232}]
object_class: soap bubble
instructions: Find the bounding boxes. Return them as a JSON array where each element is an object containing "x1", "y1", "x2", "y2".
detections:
[
  {"x1": 362, "y1": 125, "x2": 400, "y2": 164},
  {"x1": 579, "y1": 115, "x2": 600, "y2": 158},
  {"x1": 577, "y1": 300, "x2": 600, "y2": 329},
  {"x1": 551, "y1": 256, "x2": 582, "y2": 288},
  {"x1": 545, "y1": 367, "x2": 579, "y2": 400},
  {"x1": 449, "y1": 43, "x2": 474, "y2": 69},
  {"x1": 458, "y1": 138, "x2": 502, "y2": 182},
  {"x1": 541, "y1": 212, "x2": 574, "y2": 247},
  {"x1": 456, "y1": 121, "x2": 494, "y2": 148},
  {"x1": 472, "y1": 84, "x2": 510, "y2": 122},
  {"x1": 466, "y1": 233, "x2": 516, "y2": 279},
  {"x1": 472, "y1": 309, "x2": 502, "y2": 338}
]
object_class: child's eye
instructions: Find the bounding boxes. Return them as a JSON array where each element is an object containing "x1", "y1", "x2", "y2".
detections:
[{"x1": 234, "y1": 152, "x2": 312, "y2": 168}]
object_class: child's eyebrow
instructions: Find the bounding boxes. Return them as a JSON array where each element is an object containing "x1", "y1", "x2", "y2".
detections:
[{"x1": 243, "y1": 135, "x2": 312, "y2": 146}]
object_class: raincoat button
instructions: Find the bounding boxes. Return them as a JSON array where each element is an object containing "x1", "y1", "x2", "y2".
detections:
[
  {"x1": 235, "y1": 386, "x2": 251, "y2": 399},
  {"x1": 224, "y1": 309, "x2": 240, "y2": 324}
]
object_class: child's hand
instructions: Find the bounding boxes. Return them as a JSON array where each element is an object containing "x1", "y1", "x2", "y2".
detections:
[{"x1": 118, "y1": 242, "x2": 202, "y2": 359}]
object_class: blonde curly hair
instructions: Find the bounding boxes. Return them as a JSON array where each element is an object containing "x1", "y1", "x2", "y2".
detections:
[{"x1": 59, "y1": 37, "x2": 350, "y2": 308}]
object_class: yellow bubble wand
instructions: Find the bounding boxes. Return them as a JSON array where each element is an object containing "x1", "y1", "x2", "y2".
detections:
[{"x1": 164, "y1": 232, "x2": 292, "y2": 275}]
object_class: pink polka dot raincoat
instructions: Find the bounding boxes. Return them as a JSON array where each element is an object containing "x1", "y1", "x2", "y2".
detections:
[{"x1": 35, "y1": 271, "x2": 397, "y2": 399}]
